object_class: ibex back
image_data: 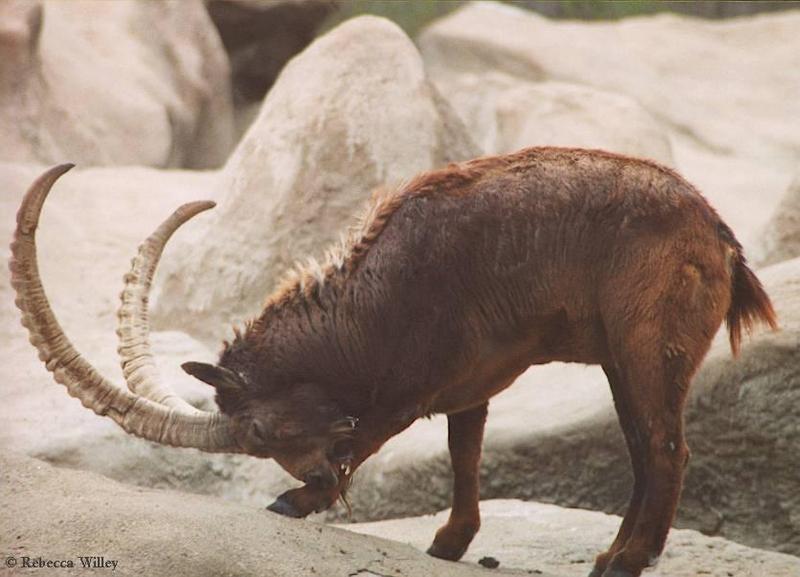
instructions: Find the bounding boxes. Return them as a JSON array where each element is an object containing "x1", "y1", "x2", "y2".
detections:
[{"x1": 11, "y1": 147, "x2": 776, "y2": 577}]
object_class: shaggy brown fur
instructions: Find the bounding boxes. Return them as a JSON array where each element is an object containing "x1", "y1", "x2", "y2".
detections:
[{"x1": 186, "y1": 147, "x2": 776, "y2": 577}]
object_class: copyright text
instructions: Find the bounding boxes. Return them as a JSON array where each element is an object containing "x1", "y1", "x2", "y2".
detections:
[{"x1": 5, "y1": 556, "x2": 118, "y2": 571}]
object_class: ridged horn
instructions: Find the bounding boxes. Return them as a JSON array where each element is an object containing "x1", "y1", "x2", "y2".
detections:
[
  {"x1": 116, "y1": 200, "x2": 215, "y2": 414},
  {"x1": 9, "y1": 164, "x2": 241, "y2": 452}
]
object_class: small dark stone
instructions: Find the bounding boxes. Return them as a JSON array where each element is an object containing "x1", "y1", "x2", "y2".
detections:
[{"x1": 478, "y1": 556, "x2": 500, "y2": 569}]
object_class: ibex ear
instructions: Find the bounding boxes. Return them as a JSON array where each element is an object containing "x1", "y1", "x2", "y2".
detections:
[{"x1": 181, "y1": 362, "x2": 244, "y2": 393}]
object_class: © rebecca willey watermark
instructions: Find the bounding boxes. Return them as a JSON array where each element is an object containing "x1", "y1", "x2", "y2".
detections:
[{"x1": 5, "y1": 556, "x2": 119, "y2": 571}]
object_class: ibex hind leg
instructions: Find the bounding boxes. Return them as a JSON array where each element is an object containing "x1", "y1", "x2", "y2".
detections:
[
  {"x1": 597, "y1": 347, "x2": 700, "y2": 577},
  {"x1": 589, "y1": 363, "x2": 647, "y2": 577},
  {"x1": 590, "y1": 275, "x2": 726, "y2": 575}
]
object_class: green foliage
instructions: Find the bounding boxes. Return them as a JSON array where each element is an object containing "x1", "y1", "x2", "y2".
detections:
[
  {"x1": 322, "y1": 0, "x2": 789, "y2": 38},
  {"x1": 323, "y1": 1, "x2": 466, "y2": 36},
  {"x1": 527, "y1": 1, "x2": 666, "y2": 20}
]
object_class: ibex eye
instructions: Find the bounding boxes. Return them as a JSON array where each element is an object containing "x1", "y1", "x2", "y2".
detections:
[
  {"x1": 250, "y1": 421, "x2": 269, "y2": 442},
  {"x1": 328, "y1": 439, "x2": 353, "y2": 464}
]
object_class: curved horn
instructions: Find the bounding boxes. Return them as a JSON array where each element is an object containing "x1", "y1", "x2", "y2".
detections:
[
  {"x1": 116, "y1": 200, "x2": 215, "y2": 414},
  {"x1": 9, "y1": 165, "x2": 241, "y2": 452}
]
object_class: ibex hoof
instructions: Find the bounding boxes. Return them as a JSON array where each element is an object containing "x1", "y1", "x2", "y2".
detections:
[
  {"x1": 603, "y1": 570, "x2": 635, "y2": 577},
  {"x1": 587, "y1": 568, "x2": 635, "y2": 577},
  {"x1": 266, "y1": 497, "x2": 304, "y2": 518},
  {"x1": 426, "y1": 542, "x2": 467, "y2": 562}
]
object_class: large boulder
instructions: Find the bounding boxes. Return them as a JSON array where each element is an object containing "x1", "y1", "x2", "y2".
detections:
[
  {"x1": 150, "y1": 16, "x2": 480, "y2": 344},
  {"x1": 430, "y1": 71, "x2": 673, "y2": 164},
  {"x1": 330, "y1": 257, "x2": 800, "y2": 556},
  {"x1": 419, "y1": 3, "x2": 800, "y2": 253},
  {"x1": 349, "y1": 500, "x2": 800, "y2": 577},
  {"x1": 756, "y1": 175, "x2": 800, "y2": 267},
  {"x1": 420, "y1": 2, "x2": 800, "y2": 169},
  {"x1": 0, "y1": 0, "x2": 235, "y2": 168}
]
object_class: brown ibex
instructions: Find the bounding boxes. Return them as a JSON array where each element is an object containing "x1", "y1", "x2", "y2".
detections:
[{"x1": 11, "y1": 148, "x2": 776, "y2": 577}]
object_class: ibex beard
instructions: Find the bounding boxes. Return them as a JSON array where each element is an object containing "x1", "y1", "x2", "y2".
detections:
[{"x1": 11, "y1": 147, "x2": 777, "y2": 577}]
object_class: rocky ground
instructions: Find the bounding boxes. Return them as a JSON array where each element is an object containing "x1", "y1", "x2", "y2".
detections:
[
  {"x1": 2, "y1": 452, "x2": 538, "y2": 577},
  {"x1": 349, "y1": 501, "x2": 800, "y2": 577},
  {"x1": 4, "y1": 452, "x2": 798, "y2": 577}
]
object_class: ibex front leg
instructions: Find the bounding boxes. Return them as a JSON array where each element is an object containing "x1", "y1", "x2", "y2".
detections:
[{"x1": 427, "y1": 402, "x2": 488, "y2": 561}]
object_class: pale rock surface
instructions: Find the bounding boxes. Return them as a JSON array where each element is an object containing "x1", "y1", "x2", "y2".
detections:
[
  {"x1": 0, "y1": 0, "x2": 235, "y2": 168},
  {"x1": 755, "y1": 175, "x2": 800, "y2": 267},
  {"x1": 331, "y1": 258, "x2": 800, "y2": 557},
  {"x1": 151, "y1": 16, "x2": 480, "y2": 344},
  {"x1": 429, "y1": 72, "x2": 674, "y2": 165},
  {"x1": 419, "y1": 2, "x2": 800, "y2": 168},
  {"x1": 2, "y1": 452, "x2": 535, "y2": 577},
  {"x1": 419, "y1": 2, "x2": 800, "y2": 253},
  {"x1": 349, "y1": 500, "x2": 800, "y2": 577},
  {"x1": 3, "y1": 451, "x2": 795, "y2": 577},
  {"x1": 669, "y1": 132, "x2": 790, "y2": 256}
]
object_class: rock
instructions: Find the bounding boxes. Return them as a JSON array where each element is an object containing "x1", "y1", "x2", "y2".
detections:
[
  {"x1": 431, "y1": 71, "x2": 673, "y2": 164},
  {"x1": 755, "y1": 175, "x2": 800, "y2": 267},
  {"x1": 419, "y1": 2, "x2": 800, "y2": 253},
  {"x1": 1, "y1": 452, "x2": 528, "y2": 577},
  {"x1": 347, "y1": 500, "x2": 800, "y2": 577},
  {"x1": 207, "y1": 0, "x2": 339, "y2": 105},
  {"x1": 0, "y1": 0, "x2": 235, "y2": 169},
  {"x1": 478, "y1": 556, "x2": 500, "y2": 569},
  {"x1": 5, "y1": 450, "x2": 793, "y2": 577},
  {"x1": 151, "y1": 16, "x2": 480, "y2": 344},
  {"x1": 330, "y1": 257, "x2": 800, "y2": 556},
  {"x1": 669, "y1": 133, "x2": 789, "y2": 255},
  {"x1": 420, "y1": 3, "x2": 800, "y2": 168}
]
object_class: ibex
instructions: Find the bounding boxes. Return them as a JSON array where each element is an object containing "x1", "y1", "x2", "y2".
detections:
[{"x1": 11, "y1": 147, "x2": 776, "y2": 577}]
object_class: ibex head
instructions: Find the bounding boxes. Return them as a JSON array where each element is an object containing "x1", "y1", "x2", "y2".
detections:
[{"x1": 183, "y1": 360, "x2": 358, "y2": 487}]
